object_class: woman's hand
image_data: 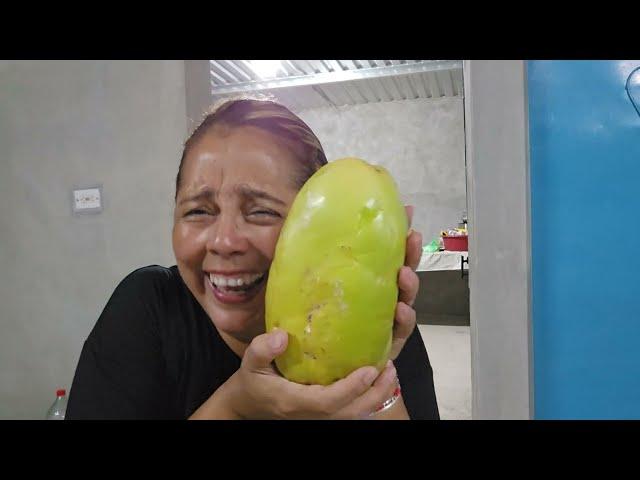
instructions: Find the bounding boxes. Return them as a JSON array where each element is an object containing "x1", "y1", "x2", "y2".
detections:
[
  {"x1": 194, "y1": 329, "x2": 399, "y2": 420},
  {"x1": 389, "y1": 205, "x2": 422, "y2": 361}
]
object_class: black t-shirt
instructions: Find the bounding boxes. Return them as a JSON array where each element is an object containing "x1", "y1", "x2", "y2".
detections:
[{"x1": 67, "y1": 265, "x2": 440, "y2": 420}]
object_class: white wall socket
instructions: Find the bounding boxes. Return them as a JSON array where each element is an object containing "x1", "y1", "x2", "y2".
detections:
[{"x1": 72, "y1": 185, "x2": 103, "y2": 214}]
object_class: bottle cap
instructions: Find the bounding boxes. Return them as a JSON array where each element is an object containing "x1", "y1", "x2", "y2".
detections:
[{"x1": 56, "y1": 389, "x2": 66, "y2": 397}]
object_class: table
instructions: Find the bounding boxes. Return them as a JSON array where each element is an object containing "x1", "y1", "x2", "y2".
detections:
[
  {"x1": 417, "y1": 250, "x2": 469, "y2": 273},
  {"x1": 415, "y1": 250, "x2": 470, "y2": 326}
]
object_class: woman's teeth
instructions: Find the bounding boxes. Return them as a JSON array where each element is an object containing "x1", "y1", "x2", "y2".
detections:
[{"x1": 209, "y1": 272, "x2": 264, "y2": 290}]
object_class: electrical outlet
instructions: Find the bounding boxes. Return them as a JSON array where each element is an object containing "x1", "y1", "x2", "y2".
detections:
[{"x1": 72, "y1": 185, "x2": 103, "y2": 214}]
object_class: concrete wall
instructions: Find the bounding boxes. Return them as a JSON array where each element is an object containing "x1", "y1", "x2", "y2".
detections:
[
  {"x1": 297, "y1": 98, "x2": 466, "y2": 242},
  {"x1": 0, "y1": 60, "x2": 187, "y2": 419},
  {"x1": 464, "y1": 60, "x2": 533, "y2": 419},
  {"x1": 0, "y1": 63, "x2": 466, "y2": 419},
  {"x1": 184, "y1": 60, "x2": 212, "y2": 136}
]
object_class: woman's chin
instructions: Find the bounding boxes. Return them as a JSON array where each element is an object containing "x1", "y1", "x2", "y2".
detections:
[
  {"x1": 205, "y1": 298, "x2": 266, "y2": 343},
  {"x1": 180, "y1": 266, "x2": 268, "y2": 343}
]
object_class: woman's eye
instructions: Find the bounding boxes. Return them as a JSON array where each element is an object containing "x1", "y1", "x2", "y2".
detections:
[
  {"x1": 186, "y1": 209, "x2": 209, "y2": 217},
  {"x1": 250, "y1": 210, "x2": 279, "y2": 217}
]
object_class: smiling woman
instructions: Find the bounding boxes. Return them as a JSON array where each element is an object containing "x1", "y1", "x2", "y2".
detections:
[
  {"x1": 173, "y1": 124, "x2": 302, "y2": 349},
  {"x1": 65, "y1": 95, "x2": 439, "y2": 420}
]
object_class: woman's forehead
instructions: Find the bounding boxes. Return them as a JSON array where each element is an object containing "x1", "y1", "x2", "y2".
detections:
[{"x1": 180, "y1": 126, "x2": 300, "y2": 193}]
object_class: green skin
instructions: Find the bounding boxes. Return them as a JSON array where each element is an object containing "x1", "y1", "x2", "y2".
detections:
[{"x1": 265, "y1": 158, "x2": 408, "y2": 385}]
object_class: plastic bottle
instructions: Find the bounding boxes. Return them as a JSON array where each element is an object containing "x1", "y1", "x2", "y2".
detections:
[{"x1": 46, "y1": 389, "x2": 67, "y2": 420}]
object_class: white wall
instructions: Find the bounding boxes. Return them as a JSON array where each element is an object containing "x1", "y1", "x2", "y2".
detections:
[
  {"x1": 0, "y1": 64, "x2": 465, "y2": 418},
  {"x1": 464, "y1": 60, "x2": 532, "y2": 419},
  {"x1": 297, "y1": 98, "x2": 466, "y2": 242},
  {"x1": 0, "y1": 61, "x2": 187, "y2": 419}
]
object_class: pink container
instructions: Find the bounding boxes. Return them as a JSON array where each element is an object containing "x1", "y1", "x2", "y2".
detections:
[{"x1": 442, "y1": 235, "x2": 468, "y2": 251}]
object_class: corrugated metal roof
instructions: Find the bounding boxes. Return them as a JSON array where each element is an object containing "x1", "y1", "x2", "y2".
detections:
[{"x1": 210, "y1": 60, "x2": 463, "y2": 111}]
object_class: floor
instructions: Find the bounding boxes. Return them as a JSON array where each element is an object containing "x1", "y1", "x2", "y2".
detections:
[{"x1": 418, "y1": 324, "x2": 472, "y2": 420}]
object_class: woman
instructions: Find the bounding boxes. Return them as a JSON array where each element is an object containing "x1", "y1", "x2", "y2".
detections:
[{"x1": 66, "y1": 97, "x2": 439, "y2": 420}]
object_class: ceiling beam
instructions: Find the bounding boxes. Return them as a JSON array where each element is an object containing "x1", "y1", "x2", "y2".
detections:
[{"x1": 210, "y1": 60, "x2": 462, "y2": 95}]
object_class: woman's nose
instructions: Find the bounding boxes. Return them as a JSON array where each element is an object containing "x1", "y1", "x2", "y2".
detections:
[{"x1": 206, "y1": 213, "x2": 249, "y2": 257}]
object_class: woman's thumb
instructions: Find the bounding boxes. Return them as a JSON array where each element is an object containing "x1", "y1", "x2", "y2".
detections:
[
  {"x1": 243, "y1": 329, "x2": 289, "y2": 369},
  {"x1": 269, "y1": 329, "x2": 288, "y2": 350}
]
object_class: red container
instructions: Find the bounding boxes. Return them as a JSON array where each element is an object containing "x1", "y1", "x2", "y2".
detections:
[{"x1": 442, "y1": 235, "x2": 468, "y2": 251}]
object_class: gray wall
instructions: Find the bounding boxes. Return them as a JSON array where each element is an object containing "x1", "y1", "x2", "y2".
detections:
[
  {"x1": 0, "y1": 63, "x2": 466, "y2": 419},
  {"x1": 184, "y1": 60, "x2": 212, "y2": 136},
  {"x1": 297, "y1": 98, "x2": 466, "y2": 242},
  {"x1": 464, "y1": 60, "x2": 532, "y2": 419},
  {"x1": 0, "y1": 61, "x2": 187, "y2": 419}
]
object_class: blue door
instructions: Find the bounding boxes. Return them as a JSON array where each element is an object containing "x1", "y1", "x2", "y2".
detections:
[{"x1": 528, "y1": 60, "x2": 640, "y2": 419}]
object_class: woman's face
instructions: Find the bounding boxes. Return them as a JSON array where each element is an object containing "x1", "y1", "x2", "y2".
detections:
[{"x1": 173, "y1": 125, "x2": 301, "y2": 347}]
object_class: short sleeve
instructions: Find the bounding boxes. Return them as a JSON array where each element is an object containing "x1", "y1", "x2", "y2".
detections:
[{"x1": 66, "y1": 267, "x2": 177, "y2": 419}]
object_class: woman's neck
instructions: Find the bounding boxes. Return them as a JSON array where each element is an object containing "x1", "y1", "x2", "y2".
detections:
[{"x1": 218, "y1": 329, "x2": 249, "y2": 358}]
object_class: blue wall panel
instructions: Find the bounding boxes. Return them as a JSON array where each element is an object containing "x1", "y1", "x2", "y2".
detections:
[{"x1": 528, "y1": 60, "x2": 640, "y2": 419}]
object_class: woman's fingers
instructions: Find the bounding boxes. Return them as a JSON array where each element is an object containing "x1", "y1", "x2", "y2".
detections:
[
  {"x1": 398, "y1": 266, "x2": 419, "y2": 306},
  {"x1": 390, "y1": 302, "x2": 417, "y2": 360},
  {"x1": 335, "y1": 361, "x2": 400, "y2": 419},
  {"x1": 405, "y1": 229, "x2": 422, "y2": 271},
  {"x1": 403, "y1": 205, "x2": 422, "y2": 271},
  {"x1": 405, "y1": 205, "x2": 414, "y2": 228},
  {"x1": 301, "y1": 365, "x2": 380, "y2": 414}
]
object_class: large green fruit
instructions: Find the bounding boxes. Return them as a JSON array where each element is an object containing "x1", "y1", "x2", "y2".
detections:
[{"x1": 265, "y1": 157, "x2": 408, "y2": 385}]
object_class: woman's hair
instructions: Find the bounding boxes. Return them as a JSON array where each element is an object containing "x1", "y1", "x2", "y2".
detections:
[{"x1": 175, "y1": 94, "x2": 328, "y2": 200}]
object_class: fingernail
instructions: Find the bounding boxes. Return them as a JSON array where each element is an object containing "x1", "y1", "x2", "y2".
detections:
[
  {"x1": 270, "y1": 330, "x2": 284, "y2": 349},
  {"x1": 363, "y1": 368, "x2": 378, "y2": 385}
]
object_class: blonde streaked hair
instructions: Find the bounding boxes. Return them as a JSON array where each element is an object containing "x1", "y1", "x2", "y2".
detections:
[{"x1": 175, "y1": 94, "x2": 327, "y2": 200}]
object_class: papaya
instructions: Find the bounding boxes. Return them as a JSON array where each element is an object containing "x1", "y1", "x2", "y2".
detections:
[{"x1": 265, "y1": 157, "x2": 408, "y2": 385}]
